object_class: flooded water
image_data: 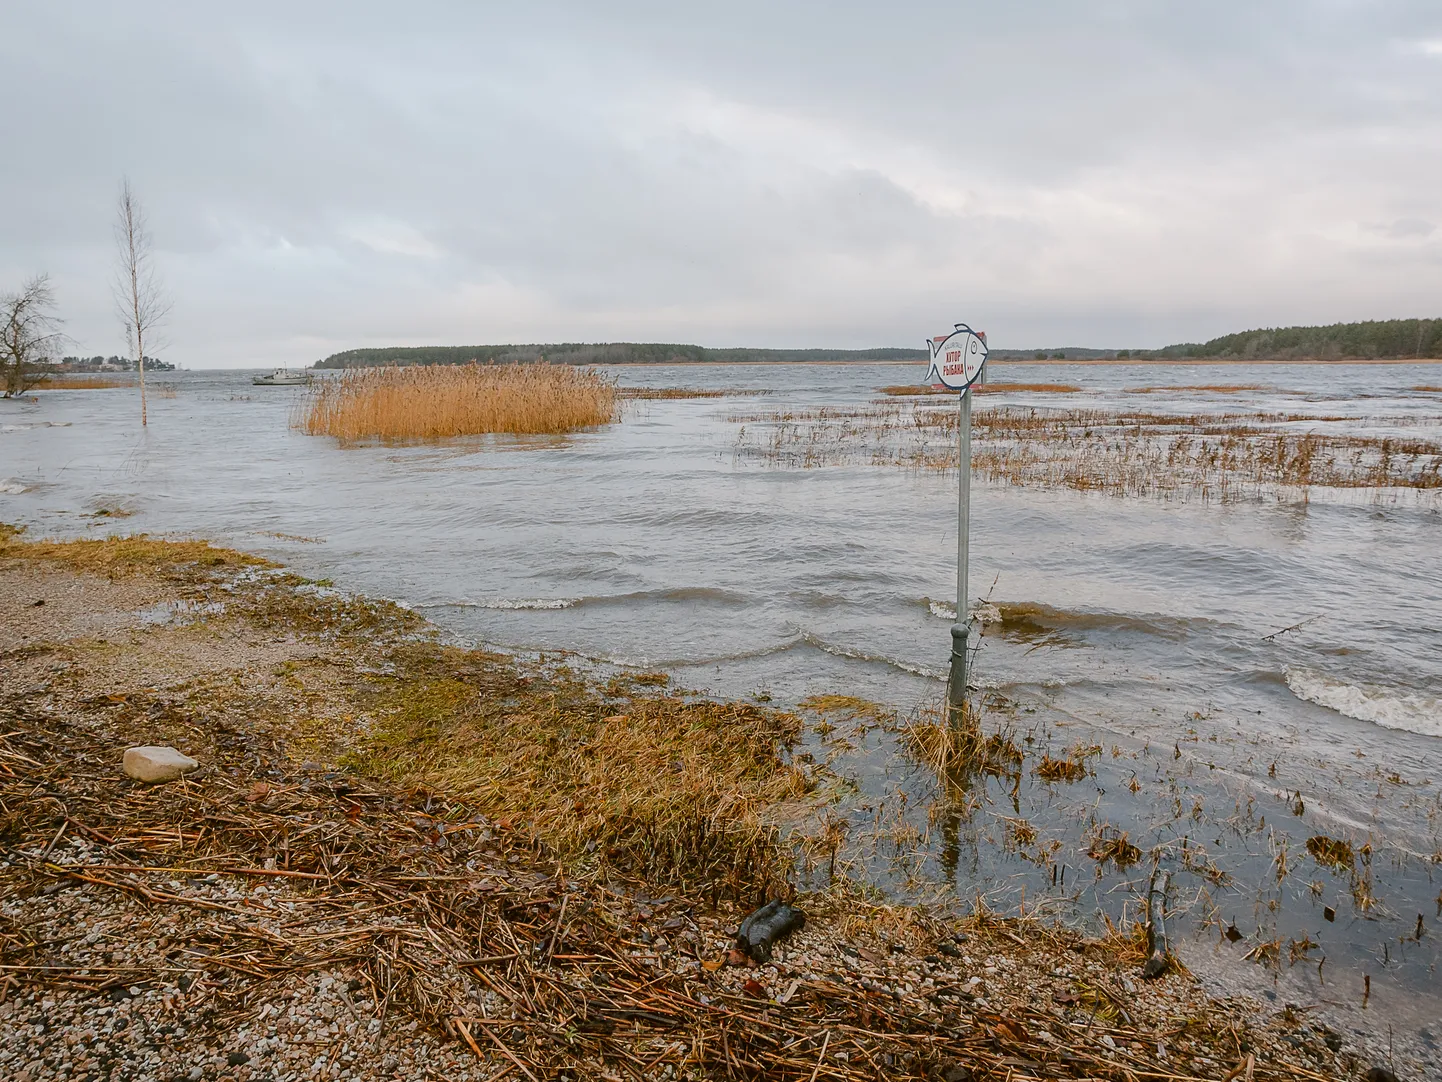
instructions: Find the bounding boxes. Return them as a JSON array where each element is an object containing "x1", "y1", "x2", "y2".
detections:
[{"x1": 4, "y1": 362, "x2": 1441, "y2": 1065}]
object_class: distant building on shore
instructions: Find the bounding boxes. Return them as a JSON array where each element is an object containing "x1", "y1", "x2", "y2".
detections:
[{"x1": 55, "y1": 354, "x2": 176, "y2": 372}]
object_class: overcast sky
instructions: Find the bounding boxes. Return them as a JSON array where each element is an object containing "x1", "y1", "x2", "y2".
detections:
[{"x1": 3, "y1": 1, "x2": 1441, "y2": 367}]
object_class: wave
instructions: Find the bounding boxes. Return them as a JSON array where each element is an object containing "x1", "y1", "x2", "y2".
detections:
[
  {"x1": 1285, "y1": 666, "x2": 1442, "y2": 738},
  {"x1": 588, "y1": 639, "x2": 802, "y2": 670},
  {"x1": 1, "y1": 421, "x2": 71, "y2": 432},
  {"x1": 992, "y1": 601, "x2": 1195, "y2": 642},
  {"x1": 441, "y1": 597, "x2": 581, "y2": 611},
  {"x1": 925, "y1": 599, "x2": 1002, "y2": 624},
  {"x1": 418, "y1": 585, "x2": 749, "y2": 612},
  {"x1": 0, "y1": 478, "x2": 29, "y2": 494},
  {"x1": 797, "y1": 630, "x2": 946, "y2": 680}
]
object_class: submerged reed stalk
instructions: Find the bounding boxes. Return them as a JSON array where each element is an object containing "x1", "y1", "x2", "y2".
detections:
[
  {"x1": 296, "y1": 363, "x2": 618, "y2": 441},
  {"x1": 732, "y1": 402, "x2": 1442, "y2": 496}
]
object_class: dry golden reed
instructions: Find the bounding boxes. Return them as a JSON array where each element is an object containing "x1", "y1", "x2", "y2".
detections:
[
  {"x1": 297, "y1": 363, "x2": 618, "y2": 441},
  {"x1": 39, "y1": 375, "x2": 137, "y2": 389}
]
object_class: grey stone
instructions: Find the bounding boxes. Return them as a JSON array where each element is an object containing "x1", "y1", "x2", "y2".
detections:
[{"x1": 122, "y1": 747, "x2": 198, "y2": 783}]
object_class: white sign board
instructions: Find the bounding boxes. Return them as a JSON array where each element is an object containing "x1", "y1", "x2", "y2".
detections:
[{"x1": 925, "y1": 323, "x2": 988, "y2": 391}]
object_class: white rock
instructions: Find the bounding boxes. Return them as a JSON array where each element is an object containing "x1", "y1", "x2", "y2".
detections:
[{"x1": 122, "y1": 746, "x2": 198, "y2": 783}]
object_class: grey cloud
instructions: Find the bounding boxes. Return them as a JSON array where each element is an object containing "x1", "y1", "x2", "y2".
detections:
[{"x1": 2, "y1": 0, "x2": 1441, "y2": 366}]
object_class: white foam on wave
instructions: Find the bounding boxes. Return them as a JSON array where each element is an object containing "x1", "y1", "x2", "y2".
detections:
[
  {"x1": 1285, "y1": 666, "x2": 1442, "y2": 738},
  {"x1": 1, "y1": 421, "x2": 71, "y2": 432},
  {"x1": 925, "y1": 598, "x2": 1001, "y2": 624},
  {"x1": 455, "y1": 597, "x2": 580, "y2": 611},
  {"x1": 0, "y1": 478, "x2": 28, "y2": 494}
]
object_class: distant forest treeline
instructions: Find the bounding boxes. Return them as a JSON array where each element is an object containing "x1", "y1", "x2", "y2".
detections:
[
  {"x1": 1154, "y1": 318, "x2": 1442, "y2": 360},
  {"x1": 314, "y1": 317, "x2": 1442, "y2": 368},
  {"x1": 314, "y1": 343, "x2": 927, "y2": 368}
]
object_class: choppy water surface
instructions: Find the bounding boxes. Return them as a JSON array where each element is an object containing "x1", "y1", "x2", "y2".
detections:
[{"x1": 4, "y1": 363, "x2": 1441, "y2": 1062}]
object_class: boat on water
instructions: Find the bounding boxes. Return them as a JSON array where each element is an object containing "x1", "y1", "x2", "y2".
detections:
[{"x1": 252, "y1": 368, "x2": 311, "y2": 386}]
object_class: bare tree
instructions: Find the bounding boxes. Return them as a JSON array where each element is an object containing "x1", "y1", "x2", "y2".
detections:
[
  {"x1": 114, "y1": 179, "x2": 170, "y2": 426},
  {"x1": 1, "y1": 274, "x2": 65, "y2": 398}
]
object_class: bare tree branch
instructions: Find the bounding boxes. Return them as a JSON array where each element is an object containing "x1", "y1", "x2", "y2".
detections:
[
  {"x1": 1, "y1": 274, "x2": 67, "y2": 398},
  {"x1": 114, "y1": 178, "x2": 171, "y2": 426}
]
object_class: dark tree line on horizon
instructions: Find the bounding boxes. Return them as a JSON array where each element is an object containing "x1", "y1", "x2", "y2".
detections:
[
  {"x1": 313, "y1": 316, "x2": 1442, "y2": 368},
  {"x1": 314, "y1": 343, "x2": 928, "y2": 368},
  {"x1": 1154, "y1": 317, "x2": 1442, "y2": 360}
]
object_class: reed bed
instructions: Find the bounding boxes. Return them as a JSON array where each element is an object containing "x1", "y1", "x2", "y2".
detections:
[
  {"x1": 617, "y1": 386, "x2": 771, "y2": 400},
  {"x1": 1127, "y1": 384, "x2": 1267, "y2": 394},
  {"x1": 296, "y1": 363, "x2": 618, "y2": 441},
  {"x1": 972, "y1": 382, "x2": 1082, "y2": 395},
  {"x1": 879, "y1": 385, "x2": 951, "y2": 397},
  {"x1": 37, "y1": 375, "x2": 137, "y2": 389},
  {"x1": 733, "y1": 403, "x2": 1442, "y2": 498}
]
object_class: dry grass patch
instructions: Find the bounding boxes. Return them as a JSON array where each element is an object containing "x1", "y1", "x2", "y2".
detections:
[
  {"x1": 296, "y1": 363, "x2": 618, "y2": 441},
  {"x1": 348, "y1": 645, "x2": 810, "y2": 898},
  {"x1": 0, "y1": 523, "x2": 271, "y2": 578}
]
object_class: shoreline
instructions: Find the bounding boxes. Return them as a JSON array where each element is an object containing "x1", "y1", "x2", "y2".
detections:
[
  {"x1": 0, "y1": 528, "x2": 1389, "y2": 1081},
  {"x1": 592, "y1": 358, "x2": 1442, "y2": 368}
]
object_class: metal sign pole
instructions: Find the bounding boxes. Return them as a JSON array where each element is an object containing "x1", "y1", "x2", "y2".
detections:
[
  {"x1": 924, "y1": 322, "x2": 987, "y2": 727},
  {"x1": 946, "y1": 385, "x2": 972, "y2": 720}
]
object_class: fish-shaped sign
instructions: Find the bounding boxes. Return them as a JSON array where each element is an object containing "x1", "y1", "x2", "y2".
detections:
[{"x1": 925, "y1": 324, "x2": 988, "y2": 391}]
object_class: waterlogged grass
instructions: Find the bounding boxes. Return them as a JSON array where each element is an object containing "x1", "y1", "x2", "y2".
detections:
[
  {"x1": 296, "y1": 363, "x2": 618, "y2": 441},
  {"x1": 878, "y1": 382, "x2": 1081, "y2": 397},
  {"x1": 347, "y1": 645, "x2": 810, "y2": 899},
  {"x1": 900, "y1": 704, "x2": 1024, "y2": 787},
  {"x1": 732, "y1": 403, "x2": 1442, "y2": 497}
]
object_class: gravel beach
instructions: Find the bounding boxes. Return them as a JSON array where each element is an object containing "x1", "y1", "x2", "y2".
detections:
[{"x1": 0, "y1": 528, "x2": 1393, "y2": 1081}]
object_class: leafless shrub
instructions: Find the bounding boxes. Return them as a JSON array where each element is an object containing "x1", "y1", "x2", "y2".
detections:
[{"x1": 1, "y1": 274, "x2": 66, "y2": 398}]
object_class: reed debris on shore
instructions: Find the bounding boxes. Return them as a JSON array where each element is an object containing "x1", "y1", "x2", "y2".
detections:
[{"x1": 296, "y1": 362, "x2": 618, "y2": 441}]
